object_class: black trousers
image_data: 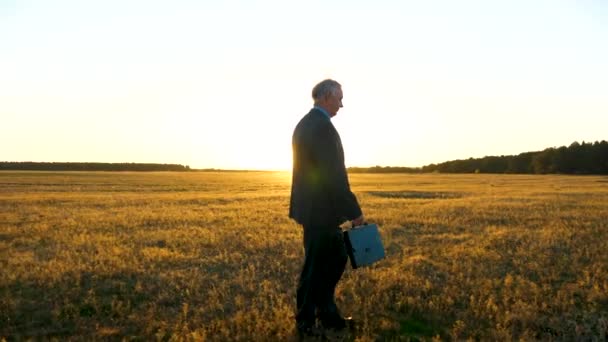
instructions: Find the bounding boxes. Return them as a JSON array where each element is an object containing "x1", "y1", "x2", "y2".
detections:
[{"x1": 296, "y1": 226, "x2": 348, "y2": 323}]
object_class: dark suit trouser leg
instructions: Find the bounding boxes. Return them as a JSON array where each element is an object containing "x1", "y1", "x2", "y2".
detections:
[
  {"x1": 296, "y1": 227, "x2": 347, "y2": 324},
  {"x1": 318, "y1": 229, "x2": 348, "y2": 317}
]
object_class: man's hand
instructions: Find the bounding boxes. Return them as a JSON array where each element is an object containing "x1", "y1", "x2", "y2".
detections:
[{"x1": 352, "y1": 214, "x2": 365, "y2": 227}]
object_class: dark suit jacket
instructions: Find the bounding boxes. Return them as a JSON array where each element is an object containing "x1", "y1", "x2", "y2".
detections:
[{"x1": 289, "y1": 108, "x2": 362, "y2": 228}]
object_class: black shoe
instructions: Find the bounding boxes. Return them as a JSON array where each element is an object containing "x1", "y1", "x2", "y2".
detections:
[
  {"x1": 296, "y1": 320, "x2": 322, "y2": 338},
  {"x1": 320, "y1": 315, "x2": 354, "y2": 331}
]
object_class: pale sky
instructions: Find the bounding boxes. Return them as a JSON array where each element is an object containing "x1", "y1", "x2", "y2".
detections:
[{"x1": 2, "y1": 0, "x2": 607, "y2": 170}]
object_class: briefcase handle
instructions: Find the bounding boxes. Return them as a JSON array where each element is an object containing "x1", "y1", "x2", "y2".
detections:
[{"x1": 352, "y1": 222, "x2": 369, "y2": 229}]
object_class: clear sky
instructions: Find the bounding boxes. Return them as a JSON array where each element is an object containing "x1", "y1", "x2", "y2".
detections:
[{"x1": 2, "y1": 0, "x2": 607, "y2": 170}]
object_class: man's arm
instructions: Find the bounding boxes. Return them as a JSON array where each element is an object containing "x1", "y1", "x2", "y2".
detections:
[{"x1": 312, "y1": 123, "x2": 362, "y2": 223}]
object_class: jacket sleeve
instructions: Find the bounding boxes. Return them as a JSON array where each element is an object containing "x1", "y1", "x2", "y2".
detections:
[{"x1": 312, "y1": 122, "x2": 362, "y2": 222}]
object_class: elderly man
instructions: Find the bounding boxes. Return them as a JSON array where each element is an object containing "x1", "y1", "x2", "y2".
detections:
[{"x1": 289, "y1": 79, "x2": 365, "y2": 336}]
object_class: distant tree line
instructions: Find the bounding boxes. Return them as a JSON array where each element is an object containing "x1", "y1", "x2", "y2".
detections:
[
  {"x1": 4, "y1": 140, "x2": 606, "y2": 174},
  {"x1": 0, "y1": 162, "x2": 191, "y2": 172},
  {"x1": 348, "y1": 166, "x2": 422, "y2": 174},
  {"x1": 421, "y1": 141, "x2": 608, "y2": 174},
  {"x1": 348, "y1": 140, "x2": 608, "y2": 175}
]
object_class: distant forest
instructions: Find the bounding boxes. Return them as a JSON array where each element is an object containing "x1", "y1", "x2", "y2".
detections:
[
  {"x1": 2, "y1": 140, "x2": 607, "y2": 174},
  {"x1": 0, "y1": 162, "x2": 190, "y2": 172},
  {"x1": 349, "y1": 140, "x2": 608, "y2": 175}
]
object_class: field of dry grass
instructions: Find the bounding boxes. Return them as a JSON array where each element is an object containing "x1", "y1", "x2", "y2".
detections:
[{"x1": 1, "y1": 171, "x2": 607, "y2": 340}]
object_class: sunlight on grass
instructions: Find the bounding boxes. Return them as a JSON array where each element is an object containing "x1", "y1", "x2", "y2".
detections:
[{"x1": 1, "y1": 171, "x2": 607, "y2": 339}]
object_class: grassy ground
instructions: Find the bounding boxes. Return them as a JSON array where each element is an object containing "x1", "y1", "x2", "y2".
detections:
[{"x1": 1, "y1": 171, "x2": 607, "y2": 340}]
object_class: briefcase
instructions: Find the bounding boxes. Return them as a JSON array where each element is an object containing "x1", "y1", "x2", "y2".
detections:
[{"x1": 343, "y1": 223, "x2": 385, "y2": 269}]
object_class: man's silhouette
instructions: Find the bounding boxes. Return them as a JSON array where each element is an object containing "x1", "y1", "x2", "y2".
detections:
[{"x1": 289, "y1": 79, "x2": 364, "y2": 337}]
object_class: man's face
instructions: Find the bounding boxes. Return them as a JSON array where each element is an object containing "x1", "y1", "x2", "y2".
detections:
[{"x1": 325, "y1": 87, "x2": 343, "y2": 117}]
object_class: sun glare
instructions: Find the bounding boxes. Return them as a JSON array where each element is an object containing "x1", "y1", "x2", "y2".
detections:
[{"x1": 230, "y1": 146, "x2": 292, "y2": 171}]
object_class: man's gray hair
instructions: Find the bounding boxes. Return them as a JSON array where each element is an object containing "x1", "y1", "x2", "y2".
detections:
[{"x1": 312, "y1": 79, "x2": 341, "y2": 101}]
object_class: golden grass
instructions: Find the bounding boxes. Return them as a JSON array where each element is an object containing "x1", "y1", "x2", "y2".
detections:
[{"x1": 1, "y1": 171, "x2": 607, "y2": 340}]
